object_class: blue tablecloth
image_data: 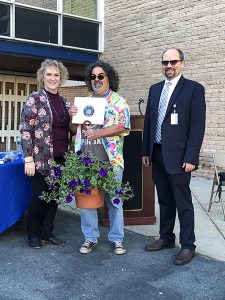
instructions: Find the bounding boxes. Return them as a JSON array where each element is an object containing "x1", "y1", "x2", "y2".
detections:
[{"x1": 0, "y1": 159, "x2": 32, "y2": 233}]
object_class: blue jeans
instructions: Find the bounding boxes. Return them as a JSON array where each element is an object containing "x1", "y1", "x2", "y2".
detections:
[{"x1": 80, "y1": 167, "x2": 124, "y2": 243}]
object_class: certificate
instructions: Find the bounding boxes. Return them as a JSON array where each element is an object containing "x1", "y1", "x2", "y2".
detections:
[{"x1": 72, "y1": 97, "x2": 106, "y2": 125}]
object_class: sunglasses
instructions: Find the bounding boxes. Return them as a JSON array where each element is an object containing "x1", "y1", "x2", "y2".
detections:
[
  {"x1": 91, "y1": 74, "x2": 106, "y2": 80},
  {"x1": 161, "y1": 60, "x2": 182, "y2": 66}
]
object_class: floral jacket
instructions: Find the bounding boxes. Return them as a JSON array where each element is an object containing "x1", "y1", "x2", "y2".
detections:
[
  {"x1": 19, "y1": 88, "x2": 71, "y2": 176},
  {"x1": 75, "y1": 90, "x2": 130, "y2": 170}
]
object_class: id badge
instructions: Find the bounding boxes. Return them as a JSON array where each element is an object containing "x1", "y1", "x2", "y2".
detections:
[{"x1": 171, "y1": 113, "x2": 178, "y2": 125}]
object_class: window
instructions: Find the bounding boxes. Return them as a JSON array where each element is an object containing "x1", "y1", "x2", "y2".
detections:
[
  {"x1": 0, "y1": 0, "x2": 103, "y2": 52},
  {"x1": 15, "y1": 7, "x2": 58, "y2": 43},
  {"x1": 63, "y1": 0, "x2": 97, "y2": 19},
  {"x1": 17, "y1": 83, "x2": 26, "y2": 96},
  {"x1": 5, "y1": 82, "x2": 15, "y2": 95},
  {"x1": 29, "y1": 84, "x2": 38, "y2": 94},
  {"x1": 15, "y1": 0, "x2": 57, "y2": 11},
  {"x1": 63, "y1": 17, "x2": 99, "y2": 50},
  {"x1": 0, "y1": 4, "x2": 10, "y2": 36}
]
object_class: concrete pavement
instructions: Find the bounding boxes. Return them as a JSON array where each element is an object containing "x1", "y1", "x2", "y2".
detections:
[
  {"x1": 1, "y1": 176, "x2": 225, "y2": 299},
  {"x1": 125, "y1": 176, "x2": 225, "y2": 262},
  {"x1": 61, "y1": 176, "x2": 225, "y2": 261}
]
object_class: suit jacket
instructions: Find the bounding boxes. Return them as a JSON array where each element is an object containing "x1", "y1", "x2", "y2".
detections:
[{"x1": 142, "y1": 75, "x2": 206, "y2": 174}]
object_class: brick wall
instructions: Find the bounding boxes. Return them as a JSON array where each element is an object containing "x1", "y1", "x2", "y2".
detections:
[
  {"x1": 59, "y1": 86, "x2": 89, "y2": 105},
  {"x1": 101, "y1": 0, "x2": 225, "y2": 179}
]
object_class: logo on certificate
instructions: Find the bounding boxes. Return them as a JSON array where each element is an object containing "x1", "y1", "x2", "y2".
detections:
[
  {"x1": 83, "y1": 105, "x2": 94, "y2": 117},
  {"x1": 72, "y1": 97, "x2": 106, "y2": 125}
]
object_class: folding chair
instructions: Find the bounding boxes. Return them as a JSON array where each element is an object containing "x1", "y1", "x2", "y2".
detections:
[{"x1": 208, "y1": 151, "x2": 225, "y2": 220}]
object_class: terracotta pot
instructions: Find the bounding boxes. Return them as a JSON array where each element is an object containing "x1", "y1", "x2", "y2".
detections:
[{"x1": 75, "y1": 188, "x2": 104, "y2": 209}]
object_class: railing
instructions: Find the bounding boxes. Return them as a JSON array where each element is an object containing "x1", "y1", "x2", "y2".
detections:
[
  {"x1": 0, "y1": 74, "x2": 39, "y2": 151},
  {"x1": 0, "y1": 89, "x2": 25, "y2": 150}
]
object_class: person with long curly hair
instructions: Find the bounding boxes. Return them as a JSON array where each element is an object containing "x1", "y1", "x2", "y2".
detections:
[{"x1": 74, "y1": 60, "x2": 130, "y2": 255}]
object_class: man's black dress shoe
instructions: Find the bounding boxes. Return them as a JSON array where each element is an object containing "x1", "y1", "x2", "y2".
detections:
[
  {"x1": 174, "y1": 249, "x2": 195, "y2": 265},
  {"x1": 41, "y1": 236, "x2": 67, "y2": 246},
  {"x1": 28, "y1": 238, "x2": 42, "y2": 249},
  {"x1": 145, "y1": 238, "x2": 175, "y2": 251}
]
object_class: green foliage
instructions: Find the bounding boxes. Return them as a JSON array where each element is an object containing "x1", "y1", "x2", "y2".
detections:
[{"x1": 41, "y1": 150, "x2": 134, "y2": 207}]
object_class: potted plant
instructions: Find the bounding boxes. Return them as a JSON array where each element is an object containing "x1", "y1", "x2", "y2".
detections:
[{"x1": 41, "y1": 150, "x2": 134, "y2": 208}]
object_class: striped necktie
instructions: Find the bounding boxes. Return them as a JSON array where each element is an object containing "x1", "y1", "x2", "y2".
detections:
[{"x1": 155, "y1": 81, "x2": 172, "y2": 143}]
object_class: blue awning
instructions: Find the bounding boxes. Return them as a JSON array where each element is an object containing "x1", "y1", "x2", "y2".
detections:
[{"x1": 0, "y1": 39, "x2": 98, "y2": 63}]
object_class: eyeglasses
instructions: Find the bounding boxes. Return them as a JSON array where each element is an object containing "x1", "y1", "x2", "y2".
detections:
[
  {"x1": 161, "y1": 60, "x2": 182, "y2": 66},
  {"x1": 91, "y1": 74, "x2": 106, "y2": 80}
]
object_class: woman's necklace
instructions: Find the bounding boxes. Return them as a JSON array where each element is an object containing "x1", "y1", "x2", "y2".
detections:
[
  {"x1": 46, "y1": 90, "x2": 67, "y2": 123},
  {"x1": 50, "y1": 100, "x2": 66, "y2": 123}
]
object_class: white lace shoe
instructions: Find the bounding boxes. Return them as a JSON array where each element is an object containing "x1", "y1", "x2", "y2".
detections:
[
  {"x1": 113, "y1": 241, "x2": 126, "y2": 255},
  {"x1": 79, "y1": 240, "x2": 98, "y2": 254}
]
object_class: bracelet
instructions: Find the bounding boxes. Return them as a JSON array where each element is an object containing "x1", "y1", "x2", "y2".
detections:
[{"x1": 25, "y1": 161, "x2": 34, "y2": 164}]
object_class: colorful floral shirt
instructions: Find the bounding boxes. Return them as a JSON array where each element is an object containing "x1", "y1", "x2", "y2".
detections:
[
  {"x1": 19, "y1": 88, "x2": 71, "y2": 176},
  {"x1": 75, "y1": 90, "x2": 130, "y2": 169}
]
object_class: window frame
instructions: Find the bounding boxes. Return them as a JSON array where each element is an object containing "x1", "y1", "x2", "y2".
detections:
[
  {"x1": 0, "y1": 2, "x2": 11, "y2": 37},
  {"x1": 0, "y1": 0, "x2": 104, "y2": 53}
]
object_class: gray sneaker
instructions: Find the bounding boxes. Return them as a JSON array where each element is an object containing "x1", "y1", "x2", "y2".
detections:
[
  {"x1": 79, "y1": 240, "x2": 98, "y2": 254},
  {"x1": 113, "y1": 241, "x2": 126, "y2": 255}
]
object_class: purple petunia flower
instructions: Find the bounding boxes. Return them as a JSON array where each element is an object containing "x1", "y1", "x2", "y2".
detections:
[
  {"x1": 113, "y1": 198, "x2": 120, "y2": 205},
  {"x1": 79, "y1": 188, "x2": 84, "y2": 193},
  {"x1": 84, "y1": 189, "x2": 91, "y2": 195},
  {"x1": 76, "y1": 150, "x2": 82, "y2": 156},
  {"x1": 69, "y1": 180, "x2": 77, "y2": 189},
  {"x1": 82, "y1": 156, "x2": 92, "y2": 165},
  {"x1": 99, "y1": 168, "x2": 107, "y2": 177},
  {"x1": 84, "y1": 179, "x2": 90, "y2": 187},
  {"x1": 77, "y1": 179, "x2": 81, "y2": 185},
  {"x1": 54, "y1": 166, "x2": 62, "y2": 178},
  {"x1": 66, "y1": 195, "x2": 73, "y2": 203},
  {"x1": 115, "y1": 189, "x2": 122, "y2": 195},
  {"x1": 38, "y1": 195, "x2": 45, "y2": 201},
  {"x1": 48, "y1": 183, "x2": 56, "y2": 190}
]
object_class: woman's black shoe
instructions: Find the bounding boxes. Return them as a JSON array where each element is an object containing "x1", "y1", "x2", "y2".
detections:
[
  {"x1": 28, "y1": 238, "x2": 42, "y2": 249},
  {"x1": 41, "y1": 236, "x2": 67, "y2": 246}
]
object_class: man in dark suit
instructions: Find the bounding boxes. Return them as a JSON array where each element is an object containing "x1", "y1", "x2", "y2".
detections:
[{"x1": 142, "y1": 48, "x2": 206, "y2": 265}]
